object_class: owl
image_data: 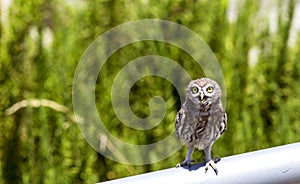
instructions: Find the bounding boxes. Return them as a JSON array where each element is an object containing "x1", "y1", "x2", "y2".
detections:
[{"x1": 175, "y1": 78, "x2": 227, "y2": 175}]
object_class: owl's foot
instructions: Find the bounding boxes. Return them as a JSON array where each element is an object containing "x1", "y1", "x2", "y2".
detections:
[
  {"x1": 205, "y1": 158, "x2": 219, "y2": 175},
  {"x1": 176, "y1": 159, "x2": 195, "y2": 168}
]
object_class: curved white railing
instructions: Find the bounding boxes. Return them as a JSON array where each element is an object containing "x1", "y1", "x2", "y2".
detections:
[{"x1": 99, "y1": 142, "x2": 300, "y2": 184}]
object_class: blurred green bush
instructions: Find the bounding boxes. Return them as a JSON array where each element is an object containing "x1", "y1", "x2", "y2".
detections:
[{"x1": 0, "y1": 0, "x2": 299, "y2": 183}]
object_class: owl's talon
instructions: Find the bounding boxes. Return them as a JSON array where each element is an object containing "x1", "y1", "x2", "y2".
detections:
[
  {"x1": 214, "y1": 157, "x2": 221, "y2": 163},
  {"x1": 176, "y1": 159, "x2": 195, "y2": 168},
  {"x1": 205, "y1": 160, "x2": 218, "y2": 175}
]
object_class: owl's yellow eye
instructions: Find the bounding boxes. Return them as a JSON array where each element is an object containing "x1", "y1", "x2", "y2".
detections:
[
  {"x1": 191, "y1": 87, "x2": 199, "y2": 94},
  {"x1": 207, "y1": 86, "x2": 213, "y2": 93}
]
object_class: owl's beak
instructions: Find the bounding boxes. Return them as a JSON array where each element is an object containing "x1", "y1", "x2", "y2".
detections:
[{"x1": 200, "y1": 92, "x2": 205, "y2": 101}]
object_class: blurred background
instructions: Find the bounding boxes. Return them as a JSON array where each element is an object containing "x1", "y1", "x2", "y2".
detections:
[{"x1": 1, "y1": 0, "x2": 300, "y2": 183}]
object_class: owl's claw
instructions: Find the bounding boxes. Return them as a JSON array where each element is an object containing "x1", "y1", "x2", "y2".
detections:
[
  {"x1": 176, "y1": 159, "x2": 195, "y2": 168},
  {"x1": 205, "y1": 159, "x2": 218, "y2": 175}
]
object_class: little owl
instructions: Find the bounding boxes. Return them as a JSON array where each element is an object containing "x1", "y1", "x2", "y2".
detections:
[{"x1": 175, "y1": 78, "x2": 227, "y2": 175}]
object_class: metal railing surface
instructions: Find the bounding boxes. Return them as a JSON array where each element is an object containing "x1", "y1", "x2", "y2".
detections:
[{"x1": 99, "y1": 142, "x2": 300, "y2": 184}]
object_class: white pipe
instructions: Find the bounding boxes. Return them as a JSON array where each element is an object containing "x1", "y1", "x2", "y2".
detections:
[{"x1": 99, "y1": 142, "x2": 300, "y2": 184}]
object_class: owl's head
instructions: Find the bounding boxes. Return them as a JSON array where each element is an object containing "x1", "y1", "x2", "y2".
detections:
[{"x1": 187, "y1": 78, "x2": 222, "y2": 106}]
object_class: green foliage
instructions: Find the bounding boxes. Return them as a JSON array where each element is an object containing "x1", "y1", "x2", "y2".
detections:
[{"x1": 1, "y1": 0, "x2": 300, "y2": 183}]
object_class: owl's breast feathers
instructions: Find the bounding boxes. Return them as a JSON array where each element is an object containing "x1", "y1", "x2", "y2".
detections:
[{"x1": 175, "y1": 104, "x2": 227, "y2": 149}]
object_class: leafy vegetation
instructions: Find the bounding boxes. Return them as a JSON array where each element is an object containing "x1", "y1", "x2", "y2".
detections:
[{"x1": 1, "y1": 0, "x2": 299, "y2": 183}]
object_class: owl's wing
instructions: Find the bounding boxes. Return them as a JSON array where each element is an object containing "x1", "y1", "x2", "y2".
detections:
[
  {"x1": 175, "y1": 108, "x2": 184, "y2": 137},
  {"x1": 219, "y1": 112, "x2": 227, "y2": 136}
]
